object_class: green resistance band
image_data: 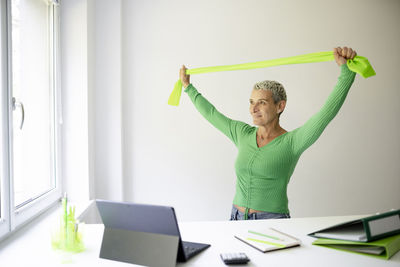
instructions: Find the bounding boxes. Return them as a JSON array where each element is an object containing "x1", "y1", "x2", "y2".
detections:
[{"x1": 168, "y1": 51, "x2": 375, "y2": 106}]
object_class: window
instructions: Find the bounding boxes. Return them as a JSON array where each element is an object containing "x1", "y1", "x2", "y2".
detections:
[
  {"x1": 11, "y1": 0, "x2": 57, "y2": 208},
  {"x1": 0, "y1": 0, "x2": 61, "y2": 241}
]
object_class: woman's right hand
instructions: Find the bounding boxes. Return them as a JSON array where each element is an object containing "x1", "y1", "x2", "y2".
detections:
[
  {"x1": 333, "y1": 47, "x2": 357, "y2": 66},
  {"x1": 180, "y1": 65, "x2": 190, "y2": 88}
]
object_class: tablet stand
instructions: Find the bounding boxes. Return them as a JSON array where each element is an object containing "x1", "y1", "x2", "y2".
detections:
[{"x1": 99, "y1": 227, "x2": 179, "y2": 267}]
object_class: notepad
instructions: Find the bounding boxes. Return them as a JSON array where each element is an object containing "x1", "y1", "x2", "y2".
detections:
[{"x1": 234, "y1": 228, "x2": 301, "y2": 252}]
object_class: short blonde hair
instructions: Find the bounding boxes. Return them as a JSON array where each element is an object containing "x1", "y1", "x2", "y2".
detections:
[{"x1": 253, "y1": 80, "x2": 287, "y2": 103}]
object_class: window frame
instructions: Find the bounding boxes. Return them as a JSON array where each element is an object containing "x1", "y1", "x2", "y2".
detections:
[
  {"x1": 0, "y1": 0, "x2": 62, "y2": 241},
  {"x1": 0, "y1": 0, "x2": 11, "y2": 240}
]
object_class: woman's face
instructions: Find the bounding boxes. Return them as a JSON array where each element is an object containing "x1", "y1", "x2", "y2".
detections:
[{"x1": 249, "y1": 89, "x2": 282, "y2": 126}]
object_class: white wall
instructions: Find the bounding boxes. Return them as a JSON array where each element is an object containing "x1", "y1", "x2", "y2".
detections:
[
  {"x1": 60, "y1": 0, "x2": 91, "y2": 202},
  {"x1": 61, "y1": 0, "x2": 124, "y2": 202},
  {"x1": 89, "y1": 0, "x2": 124, "y2": 201},
  {"x1": 62, "y1": 0, "x2": 400, "y2": 221}
]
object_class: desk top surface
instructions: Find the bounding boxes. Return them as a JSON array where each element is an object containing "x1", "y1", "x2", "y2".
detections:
[{"x1": 0, "y1": 205, "x2": 399, "y2": 267}]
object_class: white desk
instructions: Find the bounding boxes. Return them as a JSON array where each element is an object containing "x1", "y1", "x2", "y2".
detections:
[{"x1": 0, "y1": 205, "x2": 399, "y2": 267}]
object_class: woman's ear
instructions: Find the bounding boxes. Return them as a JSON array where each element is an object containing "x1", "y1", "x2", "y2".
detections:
[{"x1": 277, "y1": 100, "x2": 286, "y2": 113}]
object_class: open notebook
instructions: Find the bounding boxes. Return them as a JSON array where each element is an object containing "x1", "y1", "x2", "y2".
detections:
[{"x1": 235, "y1": 228, "x2": 301, "y2": 252}]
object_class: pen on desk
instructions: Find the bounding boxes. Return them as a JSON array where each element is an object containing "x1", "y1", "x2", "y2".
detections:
[
  {"x1": 248, "y1": 230, "x2": 284, "y2": 241},
  {"x1": 270, "y1": 228, "x2": 301, "y2": 242},
  {"x1": 246, "y1": 237, "x2": 286, "y2": 248}
]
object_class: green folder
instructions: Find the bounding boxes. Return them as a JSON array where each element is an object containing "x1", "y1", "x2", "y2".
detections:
[
  {"x1": 312, "y1": 234, "x2": 400, "y2": 260},
  {"x1": 308, "y1": 209, "x2": 400, "y2": 242}
]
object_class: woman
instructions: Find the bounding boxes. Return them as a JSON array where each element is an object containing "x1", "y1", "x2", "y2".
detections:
[{"x1": 179, "y1": 47, "x2": 357, "y2": 220}]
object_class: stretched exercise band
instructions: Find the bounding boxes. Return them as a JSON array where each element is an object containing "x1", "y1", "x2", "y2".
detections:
[{"x1": 168, "y1": 51, "x2": 375, "y2": 106}]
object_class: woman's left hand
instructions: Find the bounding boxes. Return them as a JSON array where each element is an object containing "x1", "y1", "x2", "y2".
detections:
[
  {"x1": 180, "y1": 65, "x2": 191, "y2": 88},
  {"x1": 333, "y1": 47, "x2": 357, "y2": 66}
]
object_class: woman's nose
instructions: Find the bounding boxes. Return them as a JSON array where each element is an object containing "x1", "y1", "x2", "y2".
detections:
[{"x1": 252, "y1": 104, "x2": 259, "y2": 112}]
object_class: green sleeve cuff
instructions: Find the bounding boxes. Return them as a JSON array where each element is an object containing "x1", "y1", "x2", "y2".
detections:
[
  {"x1": 184, "y1": 83, "x2": 194, "y2": 93},
  {"x1": 342, "y1": 63, "x2": 355, "y2": 76}
]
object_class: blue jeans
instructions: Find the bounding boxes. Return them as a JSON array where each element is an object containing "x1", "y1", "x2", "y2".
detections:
[{"x1": 230, "y1": 205, "x2": 290, "y2": 220}]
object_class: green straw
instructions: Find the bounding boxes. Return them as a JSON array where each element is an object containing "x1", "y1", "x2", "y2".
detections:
[{"x1": 168, "y1": 51, "x2": 375, "y2": 106}]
